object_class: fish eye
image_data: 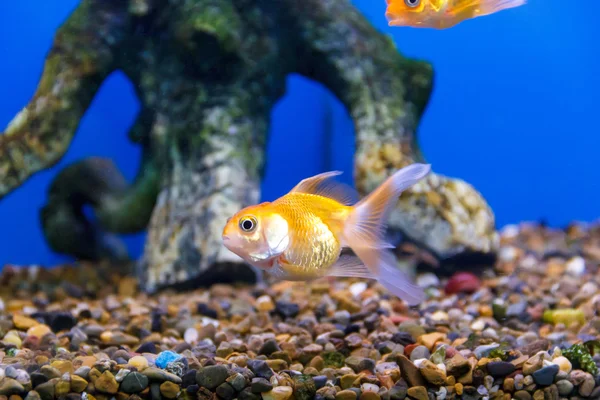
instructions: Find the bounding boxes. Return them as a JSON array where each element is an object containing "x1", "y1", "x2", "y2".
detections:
[
  {"x1": 404, "y1": 0, "x2": 420, "y2": 7},
  {"x1": 239, "y1": 216, "x2": 257, "y2": 232}
]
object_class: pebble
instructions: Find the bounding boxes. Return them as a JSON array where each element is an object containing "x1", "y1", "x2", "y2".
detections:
[
  {"x1": 156, "y1": 351, "x2": 181, "y2": 369},
  {"x1": 262, "y1": 386, "x2": 293, "y2": 400},
  {"x1": 196, "y1": 365, "x2": 229, "y2": 390},
  {"x1": 0, "y1": 223, "x2": 599, "y2": 400},
  {"x1": 336, "y1": 390, "x2": 358, "y2": 400},
  {"x1": 121, "y1": 371, "x2": 149, "y2": 393},
  {"x1": 409, "y1": 345, "x2": 430, "y2": 361},
  {"x1": 486, "y1": 361, "x2": 516, "y2": 377},
  {"x1": 532, "y1": 364, "x2": 559, "y2": 386}
]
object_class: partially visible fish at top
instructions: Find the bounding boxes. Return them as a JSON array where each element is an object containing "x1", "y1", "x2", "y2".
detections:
[
  {"x1": 221, "y1": 163, "x2": 432, "y2": 306},
  {"x1": 385, "y1": 0, "x2": 526, "y2": 29}
]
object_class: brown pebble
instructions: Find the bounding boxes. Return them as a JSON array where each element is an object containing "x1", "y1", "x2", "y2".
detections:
[
  {"x1": 13, "y1": 315, "x2": 39, "y2": 330},
  {"x1": 406, "y1": 386, "x2": 428, "y2": 400},
  {"x1": 159, "y1": 382, "x2": 180, "y2": 399},
  {"x1": 335, "y1": 390, "x2": 357, "y2": 400},
  {"x1": 94, "y1": 371, "x2": 118, "y2": 394}
]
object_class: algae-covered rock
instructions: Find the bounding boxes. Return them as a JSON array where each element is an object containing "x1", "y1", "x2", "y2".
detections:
[{"x1": 0, "y1": 0, "x2": 497, "y2": 291}]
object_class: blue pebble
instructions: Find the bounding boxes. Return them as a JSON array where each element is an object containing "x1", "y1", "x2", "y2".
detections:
[
  {"x1": 532, "y1": 364, "x2": 559, "y2": 386},
  {"x1": 156, "y1": 351, "x2": 181, "y2": 369}
]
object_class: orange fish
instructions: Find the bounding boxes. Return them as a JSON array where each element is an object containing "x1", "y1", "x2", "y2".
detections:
[
  {"x1": 221, "y1": 163, "x2": 431, "y2": 305},
  {"x1": 385, "y1": 0, "x2": 526, "y2": 29}
]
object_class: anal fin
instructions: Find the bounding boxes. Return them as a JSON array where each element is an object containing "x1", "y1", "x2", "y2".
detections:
[{"x1": 326, "y1": 254, "x2": 372, "y2": 279}]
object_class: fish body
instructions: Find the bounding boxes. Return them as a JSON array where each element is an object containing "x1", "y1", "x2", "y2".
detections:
[
  {"x1": 385, "y1": 0, "x2": 526, "y2": 29},
  {"x1": 222, "y1": 163, "x2": 432, "y2": 305}
]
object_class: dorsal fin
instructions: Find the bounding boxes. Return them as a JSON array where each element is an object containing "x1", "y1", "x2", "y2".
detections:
[{"x1": 289, "y1": 171, "x2": 359, "y2": 206}]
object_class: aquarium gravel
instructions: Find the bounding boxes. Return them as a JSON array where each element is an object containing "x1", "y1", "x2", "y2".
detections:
[{"x1": 1, "y1": 222, "x2": 600, "y2": 400}]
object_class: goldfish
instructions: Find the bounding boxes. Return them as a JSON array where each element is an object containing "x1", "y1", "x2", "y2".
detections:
[
  {"x1": 385, "y1": 0, "x2": 525, "y2": 29},
  {"x1": 221, "y1": 163, "x2": 431, "y2": 305}
]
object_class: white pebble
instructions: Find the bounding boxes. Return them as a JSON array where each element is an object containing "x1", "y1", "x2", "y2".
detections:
[
  {"x1": 580, "y1": 282, "x2": 598, "y2": 297},
  {"x1": 431, "y1": 311, "x2": 449, "y2": 322},
  {"x1": 520, "y1": 255, "x2": 537, "y2": 269},
  {"x1": 349, "y1": 282, "x2": 367, "y2": 297},
  {"x1": 417, "y1": 273, "x2": 440, "y2": 288},
  {"x1": 413, "y1": 358, "x2": 427, "y2": 368},
  {"x1": 436, "y1": 363, "x2": 447, "y2": 373},
  {"x1": 436, "y1": 386, "x2": 447, "y2": 400},
  {"x1": 566, "y1": 256, "x2": 586, "y2": 277},
  {"x1": 361, "y1": 383, "x2": 379, "y2": 393},
  {"x1": 184, "y1": 327, "x2": 199, "y2": 344},
  {"x1": 500, "y1": 224, "x2": 519, "y2": 239},
  {"x1": 470, "y1": 319, "x2": 486, "y2": 331},
  {"x1": 499, "y1": 246, "x2": 518, "y2": 262},
  {"x1": 201, "y1": 317, "x2": 220, "y2": 327}
]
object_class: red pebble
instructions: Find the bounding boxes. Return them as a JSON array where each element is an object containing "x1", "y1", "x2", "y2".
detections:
[
  {"x1": 390, "y1": 315, "x2": 413, "y2": 324},
  {"x1": 404, "y1": 343, "x2": 419, "y2": 357},
  {"x1": 444, "y1": 271, "x2": 481, "y2": 294}
]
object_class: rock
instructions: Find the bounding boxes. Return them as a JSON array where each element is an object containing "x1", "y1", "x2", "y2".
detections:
[
  {"x1": 259, "y1": 339, "x2": 281, "y2": 356},
  {"x1": 27, "y1": 324, "x2": 51, "y2": 338},
  {"x1": 486, "y1": 361, "x2": 516, "y2": 377},
  {"x1": 227, "y1": 373, "x2": 247, "y2": 392},
  {"x1": 293, "y1": 374, "x2": 317, "y2": 400},
  {"x1": 216, "y1": 382, "x2": 236, "y2": 400},
  {"x1": 579, "y1": 373, "x2": 595, "y2": 397},
  {"x1": 156, "y1": 351, "x2": 181, "y2": 369},
  {"x1": 35, "y1": 381, "x2": 54, "y2": 400},
  {"x1": 129, "y1": 355, "x2": 149, "y2": 370},
  {"x1": 397, "y1": 323, "x2": 425, "y2": 341},
  {"x1": 532, "y1": 364, "x2": 559, "y2": 386},
  {"x1": 409, "y1": 346, "x2": 430, "y2": 361},
  {"x1": 418, "y1": 360, "x2": 446, "y2": 386},
  {"x1": 256, "y1": 295, "x2": 275, "y2": 312},
  {"x1": 247, "y1": 359, "x2": 274, "y2": 379},
  {"x1": 13, "y1": 315, "x2": 39, "y2": 330},
  {"x1": 523, "y1": 353, "x2": 547, "y2": 375},
  {"x1": 445, "y1": 354, "x2": 470, "y2": 377},
  {"x1": 160, "y1": 381, "x2": 180, "y2": 398},
  {"x1": 418, "y1": 333, "x2": 446, "y2": 351},
  {"x1": 556, "y1": 379, "x2": 573, "y2": 396},
  {"x1": 24, "y1": 391, "x2": 42, "y2": 400},
  {"x1": 263, "y1": 386, "x2": 293, "y2": 400},
  {"x1": 520, "y1": 340, "x2": 549, "y2": 356},
  {"x1": 95, "y1": 371, "x2": 119, "y2": 394},
  {"x1": 196, "y1": 365, "x2": 229, "y2": 390},
  {"x1": 251, "y1": 378, "x2": 273, "y2": 393},
  {"x1": 70, "y1": 375, "x2": 88, "y2": 393},
  {"x1": 346, "y1": 357, "x2": 375, "y2": 373},
  {"x1": 360, "y1": 392, "x2": 381, "y2": 400},
  {"x1": 473, "y1": 344, "x2": 499, "y2": 359},
  {"x1": 391, "y1": 332, "x2": 416, "y2": 346},
  {"x1": 275, "y1": 302, "x2": 300, "y2": 319},
  {"x1": 121, "y1": 372, "x2": 149, "y2": 393},
  {"x1": 142, "y1": 367, "x2": 183, "y2": 383},
  {"x1": 389, "y1": 382, "x2": 407, "y2": 400},
  {"x1": 136, "y1": 342, "x2": 158, "y2": 354},
  {"x1": 336, "y1": 390, "x2": 358, "y2": 400},
  {"x1": 396, "y1": 355, "x2": 426, "y2": 387},
  {"x1": 99, "y1": 331, "x2": 139, "y2": 346},
  {"x1": 551, "y1": 356, "x2": 572, "y2": 374},
  {"x1": 444, "y1": 272, "x2": 481, "y2": 295},
  {"x1": 406, "y1": 386, "x2": 428, "y2": 400},
  {"x1": 0, "y1": 379, "x2": 25, "y2": 396},
  {"x1": 513, "y1": 390, "x2": 532, "y2": 400}
]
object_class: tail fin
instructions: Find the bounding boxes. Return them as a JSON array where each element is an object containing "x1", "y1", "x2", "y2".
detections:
[{"x1": 342, "y1": 163, "x2": 431, "y2": 305}]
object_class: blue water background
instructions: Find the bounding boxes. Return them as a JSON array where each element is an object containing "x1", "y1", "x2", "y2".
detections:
[{"x1": 0, "y1": 0, "x2": 598, "y2": 265}]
